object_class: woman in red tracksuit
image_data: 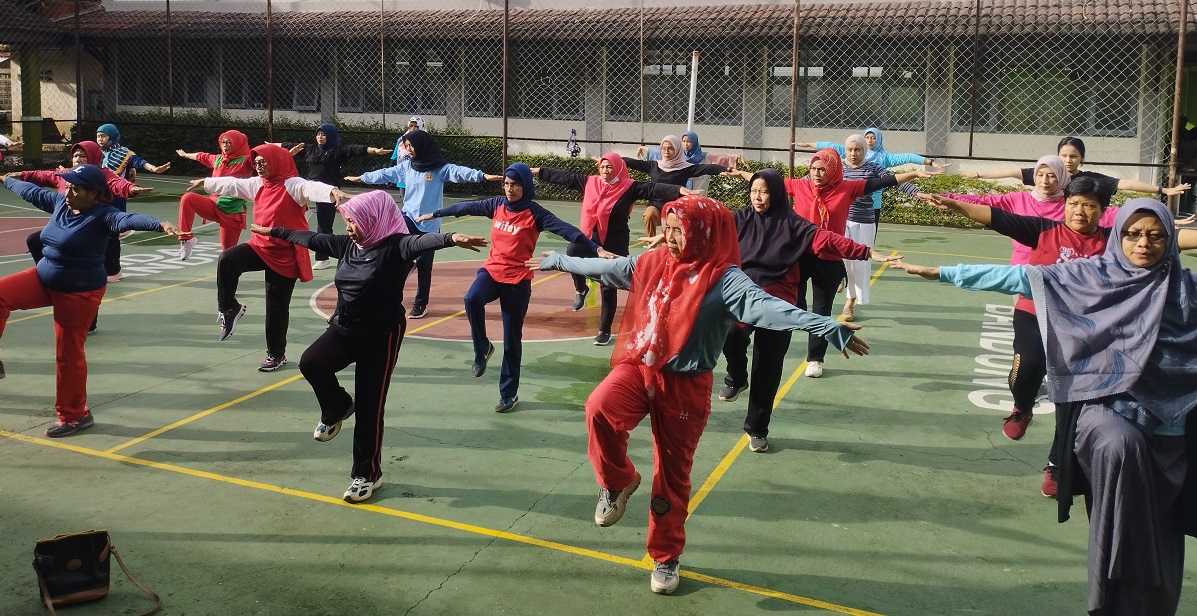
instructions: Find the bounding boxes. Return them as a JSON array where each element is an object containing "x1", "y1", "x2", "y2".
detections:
[
  {"x1": 532, "y1": 195, "x2": 869, "y2": 595},
  {"x1": 175, "y1": 130, "x2": 254, "y2": 259}
]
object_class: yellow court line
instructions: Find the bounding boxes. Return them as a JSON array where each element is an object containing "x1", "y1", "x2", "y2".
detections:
[
  {"x1": 0, "y1": 429, "x2": 883, "y2": 616},
  {"x1": 6, "y1": 275, "x2": 215, "y2": 325},
  {"x1": 685, "y1": 250, "x2": 897, "y2": 521},
  {"x1": 106, "y1": 272, "x2": 566, "y2": 449},
  {"x1": 104, "y1": 374, "x2": 305, "y2": 454},
  {"x1": 893, "y1": 249, "x2": 1007, "y2": 262}
]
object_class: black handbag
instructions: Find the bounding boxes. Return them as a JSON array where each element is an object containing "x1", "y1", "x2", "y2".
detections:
[{"x1": 32, "y1": 529, "x2": 161, "y2": 615}]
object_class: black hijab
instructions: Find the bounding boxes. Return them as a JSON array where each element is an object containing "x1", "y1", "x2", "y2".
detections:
[
  {"x1": 404, "y1": 130, "x2": 450, "y2": 172},
  {"x1": 733, "y1": 168, "x2": 820, "y2": 286}
]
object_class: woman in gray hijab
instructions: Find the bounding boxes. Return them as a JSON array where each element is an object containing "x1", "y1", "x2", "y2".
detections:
[{"x1": 891, "y1": 199, "x2": 1197, "y2": 616}]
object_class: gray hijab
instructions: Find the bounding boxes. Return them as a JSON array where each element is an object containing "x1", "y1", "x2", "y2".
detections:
[{"x1": 1027, "y1": 198, "x2": 1197, "y2": 428}]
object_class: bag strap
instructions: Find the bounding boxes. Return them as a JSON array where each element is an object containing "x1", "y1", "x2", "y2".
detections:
[
  {"x1": 36, "y1": 570, "x2": 58, "y2": 616},
  {"x1": 110, "y1": 545, "x2": 162, "y2": 616}
]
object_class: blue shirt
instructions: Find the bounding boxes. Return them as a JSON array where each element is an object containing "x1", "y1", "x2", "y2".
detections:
[
  {"x1": 4, "y1": 178, "x2": 163, "y2": 292},
  {"x1": 360, "y1": 162, "x2": 486, "y2": 233}
]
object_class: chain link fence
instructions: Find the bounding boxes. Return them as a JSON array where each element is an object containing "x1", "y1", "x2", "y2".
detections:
[{"x1": 0, "y1": 0, "x2": 1192, "y2": 205}]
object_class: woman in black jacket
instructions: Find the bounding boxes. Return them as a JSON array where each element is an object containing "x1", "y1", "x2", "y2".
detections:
[
  {"x1": 252, "y1": 190, "x2": 486, "y2": 503},
  {"x1": 623, "y1": 135, "x2": 727, "y2": 236}
]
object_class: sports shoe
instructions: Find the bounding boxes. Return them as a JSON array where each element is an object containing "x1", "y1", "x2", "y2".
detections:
[
  {"x1": 748, "y1": 435, "x2": 769, "y2": 452},
  {"x1": 0, "y1": 360, "x2": 5, "y2": 379},
  {"x1": 571, "y1": 288, "x2": 589, "y2": 311},
  {"x1": 312, "y1": 259, "x2": 332, "y2": 270},
  {"x1": 1041, "y1": 465, "x2": 1058, "y2": 498},
  {"x1": 314, "y1": 405, "x2": 355, "y2": 442},
  {"x1": 836, "y1": 277, "x2": 846, "y2": 294},
  {"x1": 472, "y1": 342, "x2": 495, "y2": 378},
  {"x1": 218, "y1": 304, "x2": 246, "y2": 341},
  {"x1": 718, "y1": 383, "x2": 748, "y2": 402},
  {"x1": 804, "y1": 361, "x2": 823, "y2": 378},
  {"x1": 595, "y1": 472, "x2": 641, "y2": 527},
  {"x1": 650, "y1": 560, "x2": 681, "y2": 595},
  {"x1": 495, "y1": 395, "x2": 519, "y2": 413},
  {"x1": 593, "y1": 331, "x2": 612, "y2": 346},
  {"x1": 408, "y1": 304, "x2": 428, "y2": 319},
  {"x1": 179, "y1": 236, "x2": 198, "y2": 261},
  {"x1": 45, "y1": 411, "x2": 94, "y2": 438},
  {"x1": 106, "y1": 272, "x2": 123, "y2": 283},
  {"x1": 1001, "y1": 410, "x2": 1033, "y2": 441},
  {"x1": 258, "y1": 354, "x2": 287, "y2": 372},
  {"x1": 87, "y1": 319, "x2": 98, "y2": 335},
  {"x1": 343, "y1": 477, "x2": 382, "y2": 503}
]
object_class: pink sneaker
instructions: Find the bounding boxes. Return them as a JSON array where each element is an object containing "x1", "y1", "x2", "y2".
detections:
[{"x1": 1041, "y1": 466, "x2": 1058, "y2": 498}]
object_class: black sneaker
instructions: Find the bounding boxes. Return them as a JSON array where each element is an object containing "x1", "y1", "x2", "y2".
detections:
[
  {"x1": 718, "y1": 383, "x2": 748, "y2": 402},
  {"x1": 258, "y1": 354, "x2": 288, "y2": 372},
  {"x1": 495, "y1": 395, "x2": 519, "y2": 413},
  {"x1": 219, "y1": 304, "x2": 247, "y2": 341},
  {"x1": 593, "y1": 331, "x2": 612, "y2": 346},
  {"x1": 45, "y1": 411, "x2": 94, "y2": 438},
  {"x1": 472, "y1": 342, "x2": 495, "y2": 378},
  {"x1": 87, "y1": 318, "x2": 98, "y2": 335},
  {"x1": 408, "y1": 304, "x2": 428, "y2": 319},
  {"x1": 571, "y1": 288, "x2": 589, "y2": 311}
]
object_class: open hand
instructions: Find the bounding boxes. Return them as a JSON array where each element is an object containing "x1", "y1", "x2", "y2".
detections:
[
  {"x1": 415, "y1": 213, "x2": 435, "y2": 222},
  {"x1": 249, "y1": 223, "x2": 272, "y2": 236},
  {"x1": 841, "y1": 324, "x2": 870, "y2": 358},
  {"x1": 186, "y1": 178, "x2": 205, "y2": 193},
  {"x1": 889, "y1": 259, "x2": 940, "y2": 280},
  {"x1": 639, "y1": 233, "x2": 666, "y2": 249},
  {"x1": 451, "y1": 233, "x2": 488, "y2": 252},
  {"x1": 158, "y1": 221, "x2": 179, "y2": 236},
  {"x1": 870, "y1": 250, "x2": 902, "y2": 263}
]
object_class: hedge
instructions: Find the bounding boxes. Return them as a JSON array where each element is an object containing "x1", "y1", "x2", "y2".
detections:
[{"x1": 68, "y1": 111, "x2": 1142, "y2": 228}]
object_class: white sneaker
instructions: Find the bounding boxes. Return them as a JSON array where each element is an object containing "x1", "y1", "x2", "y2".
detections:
[
  {"x1": 179, "y1": 236, "x2": 198, "y2": 261},
  {"x1": 343, "y1": 477, "x2": 382, "y2": 503},
  {"x1": 804, "y1": 361, "x2": 823, "y2": 378},
  {"x1": 650, "y1": 560, "x2": 681, "y2": 595},
  {"x1": 594, "y1": 472, "x2": 640, "y2": 527},
  {"x1": 314, "y1": 405, "x2": 354, "y2": 441},
  {"x1": 312, "y1": 260, "x2": 332, "y2": 270}
]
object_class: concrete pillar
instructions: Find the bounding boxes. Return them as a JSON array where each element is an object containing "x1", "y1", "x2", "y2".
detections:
[
  {"x1": 1137, "y1": 42, "x2": 1169, "y2": 184},
  {"x1": 584, "y1": 46, "x2": 605, "y2": 158},
  {"x1": 923, "y1": 43, "x2": 952, "y2": 158},
  {"x1": 18, "y1": 48, "x2": 42, "y2": 163},
  {"x1": 741, "y1": 45, "x2": 766, "y2": 158}
]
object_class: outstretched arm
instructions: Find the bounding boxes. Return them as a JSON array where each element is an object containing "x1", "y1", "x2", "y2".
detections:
[
  {"x1": 890, "y1": 260, "x2": 1031, "y2": 296},
  {"x1": 530, "y1": 251, "x2": 635, "y2": 290},
  {"x1": 958, "y1": 167, "x2": 1023, "y2": 181},
  {"x1": 720, "y1": 268, "x2": 867, "y2": 357},
  {"x1": 916, "y1": 193, "x2": 993, "y2": 226}
]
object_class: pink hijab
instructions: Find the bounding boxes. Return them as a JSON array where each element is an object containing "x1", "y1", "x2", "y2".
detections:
[
  {"x1": 581, "y1": 153, "x2": 636, "y2": 243},
  {"x1": 1030, "y1": 155, "x2": 1070, "y2": 203},
  {"x1": 337, "y1": 190, "x2": 410, "y2": 249},
  {"x1": 656, "y1": 135, "x2": 693, "y2": 173}
]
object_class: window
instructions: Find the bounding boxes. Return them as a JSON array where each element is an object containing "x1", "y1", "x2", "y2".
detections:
[
  {"x1": 220, "y1": 43, "x2": 267, "y2": 110},
  {"x1": 605, "y1": 46, "x2": 639, "y2": 122},
  {"x1": 951, "y1": 40, "x2": 1138, "y2": 137},
  {"x1": 464, "y1": 44, "x2": 501, "y2": 118},
  {"x1": 766, "y1": 48, "x2": 924, "y2": 130},
  {"x1": 117, "y1": 43, "x2": 168, "y2": 106},
  {"x1": 511, "y1": 43, "x2": 585, "y2": 120},
  {"x1": 385, "y1": 46, "x2": 448, "y2": 116},
  {"x1": 338, "y1": 43, "x2": 382, "y2": 113},
  {"x1": 641, "y1": 48, "x2": 743, "y2": 126},
  {"x1": 642, "y1": 49, "x2": 689, "y2": 123}
]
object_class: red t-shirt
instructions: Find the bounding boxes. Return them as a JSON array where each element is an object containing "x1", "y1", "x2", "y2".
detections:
[
  {"x1": 990, "y1": 208, "x2": 1109, "y2": 314},
  {"x1": 485, "y1": 205, "x2": 540, "y2": 284},
  {"x1": 784, "y1": 177, "x2": 866, "y2": 236}
]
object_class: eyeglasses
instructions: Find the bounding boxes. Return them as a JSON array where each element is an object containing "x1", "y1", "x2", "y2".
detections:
[
  {"x1": 253, "y1": 159, "x2": 269, "y2": 167},
  {"x1": 219, "y1": 140, "x2": 233, "y2": 145},
  {"x1": 1121, "y1": 231, "x2": 1168, "y2": 245}
]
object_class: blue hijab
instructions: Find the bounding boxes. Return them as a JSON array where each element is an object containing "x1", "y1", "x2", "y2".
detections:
[
  {"x1": 1027, "y1": 199, "x2": 1197, "y2": 428},
  {"x1": 503, "y1": 163, "x2": 536, "y2": 211},
  {"x1": 863, "y1": 127, "x2": 885, "y2": 165},
  {"x1": 95, "y1": 123, "x2": 134, "y2": 176},
  {"x1": 316, "y1": 123, "x2": 341, "y2": 149},
  {"x1": 682, "y1": 131, "x2": 705, "y2": 165},
  {"x1": 97, "y1": 123, "x2": 121, "y2": 145}
]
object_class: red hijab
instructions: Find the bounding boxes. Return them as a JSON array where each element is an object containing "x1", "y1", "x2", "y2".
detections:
[
  {"x1": 612, "y1": 196, "x2": 740, "y2": 393},
  {"x1": 248, "y1": 144, "x2": 313, "y2": 282},
  {"x1": 218, "y1": 130, "x2": 251, "y2": 164},
  {"x1": 580, "y1": 153, "x2": 635, "y2": 243},
  {"x1": 798, "y1": 148, "x2": 844, "y2": 229}
]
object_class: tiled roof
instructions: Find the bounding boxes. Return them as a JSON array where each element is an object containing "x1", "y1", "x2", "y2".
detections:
[
  {"x1": 70, "y1": 0, "x2": 1196, "y2": 41},
  {"x1": 0, "y1": 0, "x2": 71, "y2": 43}
]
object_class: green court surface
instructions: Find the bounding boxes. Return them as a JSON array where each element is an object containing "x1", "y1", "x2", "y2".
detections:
[{"x1": 1, "y1": 175, "x2": 1195, "y2": 615}]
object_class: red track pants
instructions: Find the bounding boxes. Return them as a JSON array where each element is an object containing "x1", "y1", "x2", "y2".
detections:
[
  {"x1": 585, "y1": 363, "x2": 713, "y2": 563},
  {"x1": 178, "y1": 192, "x2": 246, "y2": 250},
  {"x1": 0, "y1": 268, "x2": 104, "y2": 422}
]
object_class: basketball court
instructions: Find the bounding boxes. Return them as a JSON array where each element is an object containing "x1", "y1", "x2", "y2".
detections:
[{"x1": 1, "y1": 174, "x2": 1194, "y2": 615}]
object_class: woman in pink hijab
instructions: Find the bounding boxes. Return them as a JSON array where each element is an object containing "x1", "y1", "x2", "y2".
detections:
[{"x1": 250, "y1": 190, "x2": 487, "y2": 503}]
